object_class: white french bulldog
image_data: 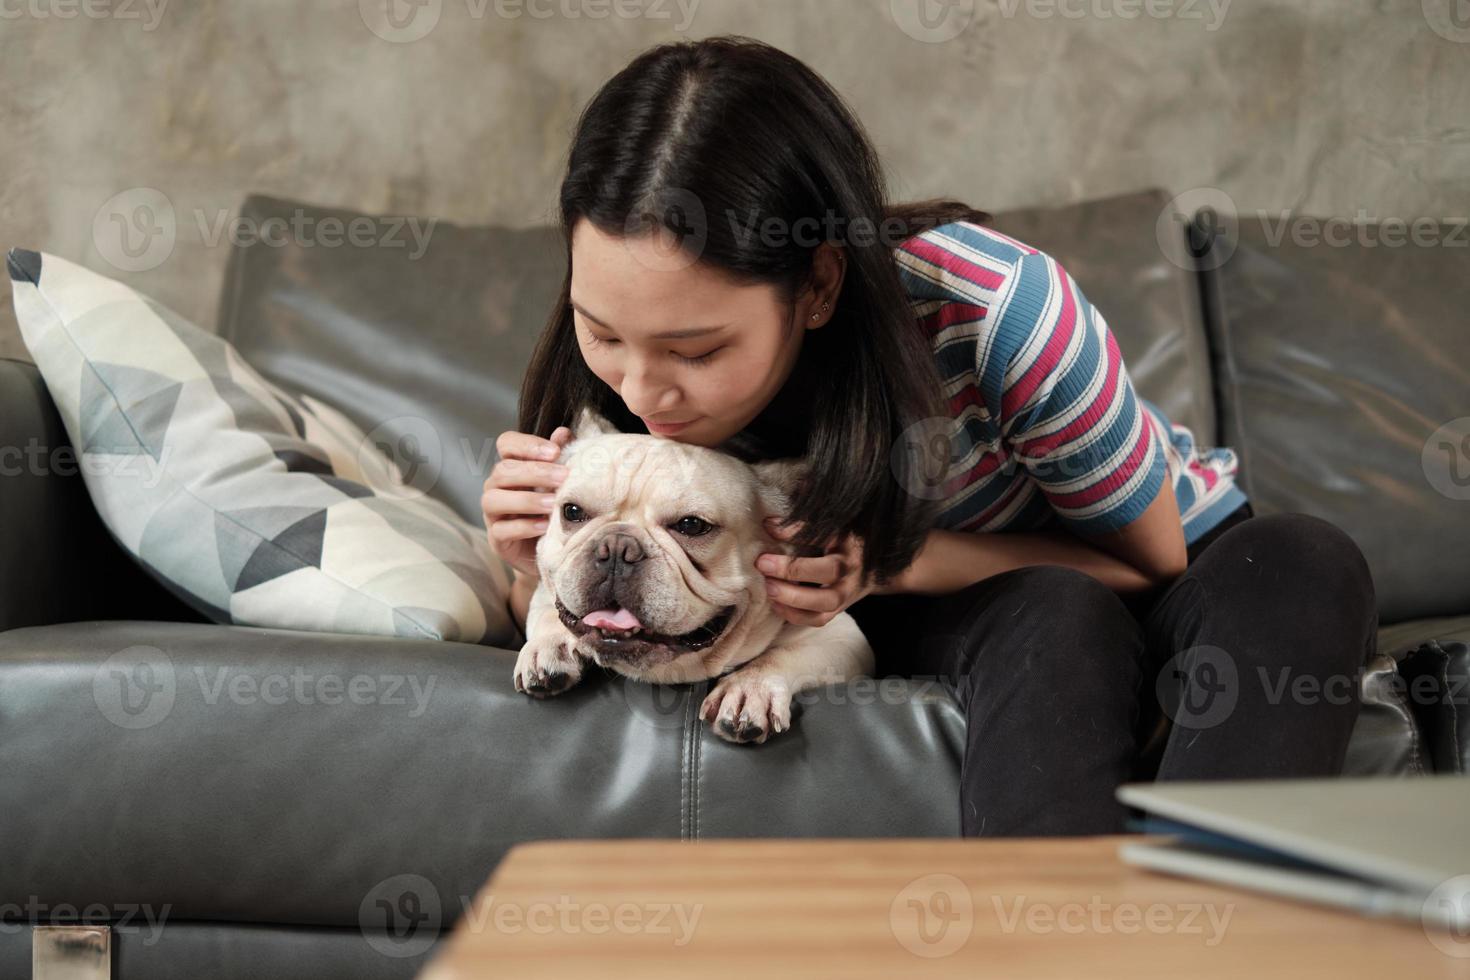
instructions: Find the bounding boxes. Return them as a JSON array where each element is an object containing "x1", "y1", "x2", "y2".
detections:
[{"x1": 512, "y1": 406, "x2": 874, "y2": 744}]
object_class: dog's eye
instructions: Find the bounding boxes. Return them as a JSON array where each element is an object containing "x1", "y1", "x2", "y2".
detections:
[
  {"x1": 670, "y1": 515, "x2": 714, "y2": 537},
  {"x1": 561, "y1": 502, "x2": 588, "y2": 523}
]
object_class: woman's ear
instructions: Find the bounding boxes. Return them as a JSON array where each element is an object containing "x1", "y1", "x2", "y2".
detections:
[{"x1": 570, "y1": 405, "x2": 619, "y2": 442}]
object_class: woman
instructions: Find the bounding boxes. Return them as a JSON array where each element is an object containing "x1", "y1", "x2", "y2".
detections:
[{"x1": 481, "y1": 35, "x2": 1378, "y2": 836}]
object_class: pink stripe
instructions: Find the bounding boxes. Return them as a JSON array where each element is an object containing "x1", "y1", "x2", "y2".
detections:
[
  {"x1": 1044, "y1": 416, "x2": 1152, "y2": 510},
  {"x1": 957, "y1": 467, "x2": 1030, "y2": 530},
  {"x1": 1016, "y1": 326, "x2": 1124, "y2": 456},
  {"x1": 976, "y1": 226, "x2": 1040, "y2": 255},
  {"x1": 1002, "y1": 274, "x2": 1079, "y2": 419},
  {"x1": 902, "y1": 237, "x2": 1007, "y2": 293},
  {"x1": 1189, "y1": 461, "x2": 1219, "y2": 490},
  {"x1": 919, "y1": 301, "x2": 987, "y2": 339}
]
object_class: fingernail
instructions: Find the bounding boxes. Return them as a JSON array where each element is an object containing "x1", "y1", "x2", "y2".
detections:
[
  {"x1": 764, "y1": 581, "x2": 779, "y2": 595},
  {"x1": 539, "y1": 445, "x2": 559, "y2": 459},
  {"x1": 756, "y1": 555, "x2": 777, "y2": 573},
  {"x1": 539, "y1": 494, "x2": 556, "y2": 508}
]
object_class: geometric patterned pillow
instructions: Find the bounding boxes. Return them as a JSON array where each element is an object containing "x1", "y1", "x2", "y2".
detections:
[{"x1": 7, "y1": 248, "x2": 519, "y2": 647}]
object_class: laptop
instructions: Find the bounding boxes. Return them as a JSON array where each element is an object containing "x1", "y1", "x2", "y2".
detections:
[{"x1": 1115, "y1": 775, "x2": 1470, "y2": 930}]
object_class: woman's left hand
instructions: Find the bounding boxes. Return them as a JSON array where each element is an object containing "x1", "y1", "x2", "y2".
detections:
[{"x1": 755, "y1": 517, "x2": 876, "y2": 627}]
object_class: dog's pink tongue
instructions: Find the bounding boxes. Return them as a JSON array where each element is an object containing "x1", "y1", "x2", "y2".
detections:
[{"x1": 582, "y1": 607, "x2": 642, "y2": 630}]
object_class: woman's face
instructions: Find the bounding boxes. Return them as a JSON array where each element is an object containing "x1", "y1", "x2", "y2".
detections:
[{"x1": 568, "y1": 218, "x2": 834, "y2": 448}]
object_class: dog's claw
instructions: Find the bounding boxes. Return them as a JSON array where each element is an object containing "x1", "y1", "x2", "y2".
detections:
[
  {"x1": 703, "y1": 671, "x2": 792, "y2": 745},
  {"x1": 524, "y1": 668, "x2": 573, "y2": 697},
  {"x1": 513, "y1": 636, "x2": 584, "y2": 699}
]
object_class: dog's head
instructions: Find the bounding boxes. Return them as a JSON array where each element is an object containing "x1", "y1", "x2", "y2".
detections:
[{"x1": 535, "y1": 406, "x2": 806, "y2": 683}]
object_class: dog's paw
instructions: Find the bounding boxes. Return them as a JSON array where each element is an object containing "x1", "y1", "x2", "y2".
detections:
[
  {"x1": 513, "y1": 634, "x2": 584, "y2": 698},
  {"x1": 699, "y1": 669, "x2": 793, "y2": 745}
]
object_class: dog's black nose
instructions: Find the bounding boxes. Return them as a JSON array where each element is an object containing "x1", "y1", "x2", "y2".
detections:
[{"x1": 595, "y1": 531, "x2": 645, "y2": 573}]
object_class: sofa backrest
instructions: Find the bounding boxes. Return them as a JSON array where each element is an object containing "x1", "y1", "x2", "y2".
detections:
[
  {"x1": 216, "y1": 188, "x2": 1214, "y2": 528},
  {"x1": 1197, "y1": 213, "x2": 1470, "y2": 625}
]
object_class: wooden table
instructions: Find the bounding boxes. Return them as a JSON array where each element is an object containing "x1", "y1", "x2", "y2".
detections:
[{"x1": 417, "y1": 836, "x2": 1470, "y2": 979}]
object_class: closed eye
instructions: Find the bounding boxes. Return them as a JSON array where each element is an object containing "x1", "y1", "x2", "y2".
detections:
[{"x1": 583, "y1": 332, "x2": 722, "y2": 368}]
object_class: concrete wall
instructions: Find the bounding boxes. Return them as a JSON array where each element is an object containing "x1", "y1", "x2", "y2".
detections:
[{"x1": 2, "y1": 0, "x2": 1466, "y2": 362}]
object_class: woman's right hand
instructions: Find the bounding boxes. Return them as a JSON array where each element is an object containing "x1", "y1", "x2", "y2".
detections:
[{"x1": 483, "y1": 425, "x2": 573, "y2": 580}]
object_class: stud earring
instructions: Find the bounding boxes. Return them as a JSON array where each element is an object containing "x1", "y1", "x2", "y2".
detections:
[{"x1": 810, "y1": 301, "x2": 830, "y2": 321}]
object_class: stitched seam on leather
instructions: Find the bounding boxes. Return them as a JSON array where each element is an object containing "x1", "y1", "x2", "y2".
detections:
[
  {"x1": 1210, "y1": 267, "x2": 1255, "y2": 504},
  {"x1": 1430, "y1": 640, "x2": 1464, "y2": 775},
  {"x1": 692, "y1": 684, "x2": 704, "y2": 840},
  {"x1": 679, "y1": 687, "x2": 690, "y2": 839},
  {"x1": 1377, "y1": 650, "x2": 1426, "y2": 776}
]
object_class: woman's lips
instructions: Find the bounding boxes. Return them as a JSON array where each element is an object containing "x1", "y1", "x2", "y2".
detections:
[{"x1": 643, "y1": 416, "x2": 696, "y2": 434}]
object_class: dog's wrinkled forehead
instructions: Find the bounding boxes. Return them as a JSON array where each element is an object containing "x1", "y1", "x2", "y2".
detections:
[
  {"x1": 554, "y1": 407, "x2": 805, "y2": 521},
  {"x1": 561, "y1": 432, "x2": 745, "y2": 515}
]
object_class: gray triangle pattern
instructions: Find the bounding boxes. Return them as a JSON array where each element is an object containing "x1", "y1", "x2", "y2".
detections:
[
  {"x1": 216, "y1": 506, "x2": 323, "y2": 589},
  {"x1": 80, "y1": 366, "x2": 147, "y2": 456},
  {"x1": 235, "y1": 509, "x2": 328, "y2": 591},
  {"x1": 90, "y1": 361, "x2": 184, "y2": 459}
]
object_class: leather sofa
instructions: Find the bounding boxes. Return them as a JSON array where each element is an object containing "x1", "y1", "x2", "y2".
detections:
[{"x1": 2, "y1": 187, "x2": 1465, "y2": 979}]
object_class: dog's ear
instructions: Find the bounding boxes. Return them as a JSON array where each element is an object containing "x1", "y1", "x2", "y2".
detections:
[
  {"x1": 570, "y1": 405, "x2": 619, "y2": 442},
  {"x1": 751, "y1": 457, "x2": 808, "y2": 522}
]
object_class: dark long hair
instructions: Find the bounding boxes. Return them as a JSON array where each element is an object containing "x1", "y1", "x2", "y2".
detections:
[{"x1": 518, "y1": 34, "x2": 992, "y2": 589}]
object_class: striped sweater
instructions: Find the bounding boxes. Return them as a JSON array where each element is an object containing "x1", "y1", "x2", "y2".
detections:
[{"x1": 892, "y1": 220, "x2": 1248, "y2": 546}]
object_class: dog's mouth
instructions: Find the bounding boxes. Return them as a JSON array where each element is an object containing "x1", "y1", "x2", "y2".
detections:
[{"x1": 556, "y1": 597, "x2": 737, "y2": 654}]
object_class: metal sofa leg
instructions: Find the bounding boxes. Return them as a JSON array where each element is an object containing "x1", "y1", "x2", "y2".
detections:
[{"x1": 33, "y1": 925, "x2": 111, "y2": 979}]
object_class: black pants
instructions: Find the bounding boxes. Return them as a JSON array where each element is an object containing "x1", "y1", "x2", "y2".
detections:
[{"x1": 846, "y1": 504, "x2": 1379, "y2": 836}]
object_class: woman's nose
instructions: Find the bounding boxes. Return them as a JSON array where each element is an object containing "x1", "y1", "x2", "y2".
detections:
[{"x1": 619, "y1": 362, "x2": 679, "y2": 416}]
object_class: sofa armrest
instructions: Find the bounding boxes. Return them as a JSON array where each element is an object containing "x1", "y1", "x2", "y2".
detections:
[
  {"x1": 0, "y1": 357, "x2": 206, "y2": 632},
  {"x1": 0, "y1": 619, "x2": 965, "y2": 933},
  {"x1": 1393, "y1": 618, "x2": 1470, "y2": 775}
]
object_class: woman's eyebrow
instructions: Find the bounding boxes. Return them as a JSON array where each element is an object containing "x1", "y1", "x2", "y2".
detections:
[{"x1": 570, "y1": 300, "x2": 728, "y2": 339}]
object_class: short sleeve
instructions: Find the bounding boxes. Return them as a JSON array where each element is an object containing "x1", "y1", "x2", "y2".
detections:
[{"x1": 989, "y1": 249, "x2": 1167, "y2": 535}]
